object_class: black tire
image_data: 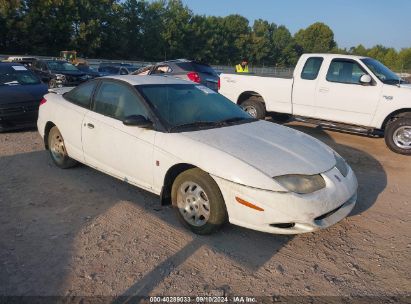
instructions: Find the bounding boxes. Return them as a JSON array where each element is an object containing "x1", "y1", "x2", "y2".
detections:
[
  {"x1": 47, "y1": 126, "x2": 78, "y2": 168},
  {"x1": 384, "y1": 117, "x2": 411, "y2": 155},
  {"x1": 241, "y1": 97, "x2": 266, "y2": 119},
  {"x1": 171, "y1": 168, "x2": 228, "y2": 235}
]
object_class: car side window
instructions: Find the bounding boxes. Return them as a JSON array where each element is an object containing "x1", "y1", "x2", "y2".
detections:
[
  {"x1": 326, "y1": 59, "x2": 367, "y2": 84},
  {"x1": 64, "y1": 81, "x2": 96, "y2": 108},
  {"x1": 152, "y1": 65, "x2": 171, "y2": 75},
  {"x1": 301, "y1": 57, "x2": 323, "y2": 80},
  {"x1": 93, "y1": 81, "x2": 148, "y2": 121}
]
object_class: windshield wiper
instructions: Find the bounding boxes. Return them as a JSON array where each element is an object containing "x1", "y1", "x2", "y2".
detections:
[
  {"x1": 170, "y1": 121, "x2": 218, "y2": 131},
  {"x1": 215, "y1": 117, "x2": 257, "y2": 125}
]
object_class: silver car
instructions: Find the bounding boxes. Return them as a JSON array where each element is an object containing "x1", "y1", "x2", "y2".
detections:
[{"x1": 134, "y1": 59, "x2": 220, "y2": 91}]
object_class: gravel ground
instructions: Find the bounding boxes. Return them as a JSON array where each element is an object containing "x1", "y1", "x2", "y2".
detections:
[{"x1": 0, "y1": 123, "x2": 410, "y2": 302}]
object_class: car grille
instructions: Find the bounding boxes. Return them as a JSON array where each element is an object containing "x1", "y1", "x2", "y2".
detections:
[{"x1": 0, "y1": 101, "x2": 39, "y2": 115}]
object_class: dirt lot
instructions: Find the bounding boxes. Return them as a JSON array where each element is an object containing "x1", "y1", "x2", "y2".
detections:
[{"x1": 0, "y1": 122, "x2": 410, "y2": 301}]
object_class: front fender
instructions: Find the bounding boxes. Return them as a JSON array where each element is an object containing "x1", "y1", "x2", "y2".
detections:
[{"x1": 152, "y1": 132, "x2": 285, "y2": 194}]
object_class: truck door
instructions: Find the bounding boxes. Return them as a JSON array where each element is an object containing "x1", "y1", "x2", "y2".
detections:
[
  {"x1": 314, "y1": 58, "x2": 382, "y2": 126},
  {"x1": 292, "y1": 56, "x2": 324, "y2": 117}
]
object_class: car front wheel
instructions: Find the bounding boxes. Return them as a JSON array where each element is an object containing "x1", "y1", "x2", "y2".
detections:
[
  {"x1": 171, "y1": 168, "x2": 228, "y2": 235},
  {"x1": 48, "y1": 126, "x2": 78, "y2": 168},
  {"x1": 385, "y1": 117, "x2": 411, "y2": 155}
]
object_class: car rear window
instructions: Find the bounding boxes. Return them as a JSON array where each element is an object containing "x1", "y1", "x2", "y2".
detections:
[
  {"x1": 176, "y1": 62, "x2": 217, "y2": 76},
  {"x1": 0, "y1": 65, "x2": 41, "y2": 85}
]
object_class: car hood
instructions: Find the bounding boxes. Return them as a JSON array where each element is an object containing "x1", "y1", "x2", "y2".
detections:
[
  {"x1": 0, "y1": 83, "x2": 49, "y2": 104},
  {"x1": 181, "y1": 120, "x2": 336, "y2": 177}
]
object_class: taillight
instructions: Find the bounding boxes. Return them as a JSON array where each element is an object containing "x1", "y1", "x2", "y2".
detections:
[
  {"x1": 217, "y1": 78, "x2": 220, "y2": 91},
  {"x1": 40, "y1": 98, "x2": 47, "y2": 106},
  {"x1": 187, "y1": 72, "x2": 201, "y2": 83}
]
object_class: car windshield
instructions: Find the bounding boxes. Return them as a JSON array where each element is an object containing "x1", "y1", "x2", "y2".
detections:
[
  {"x1": 0, "y1": 65, "x2": 41, "y2": 85},
  {"x1": 99, "y1": 66, "x2": 120, "y2": 74},
  {"x1": 47, "y1": 61, "x2": 78, "y2": 72},
  {"x1": 137, "y1": 84, "x2": 255, "y2": 132},
  {"x1": 361, "y1": 58, "x2": 405, "y2": 85}
]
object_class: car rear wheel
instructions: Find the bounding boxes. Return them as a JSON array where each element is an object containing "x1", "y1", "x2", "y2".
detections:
[
  {"x1": 385, "y1": 118, "x2": 411, "y2": 155},
  {"x1": 48, "y1": 126, "x2": 78, "y2": 168},
  {"x1": 241, "y1": 97, "x2": 266, "y2": 119},
  {"x1": 171, "y1": 168, "x2": 228, "y2": 235}
]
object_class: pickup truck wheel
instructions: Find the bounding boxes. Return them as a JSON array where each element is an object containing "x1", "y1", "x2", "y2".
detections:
[
  {"x1": 241, "y1": 97, "x2": 266, "y2": 119},
  {"x1": 48, "y1": 126, "x2": 78, "y2": 168},
  {"x1": 385, "y1": 118, "x2": 411, "y2": 155},
  {"x1": 171, "y1": 168, "x2": 228, "y2": 235}
]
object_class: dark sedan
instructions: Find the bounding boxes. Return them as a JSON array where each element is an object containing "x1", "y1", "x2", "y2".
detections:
[
  {"x1": 0, "y1": 63, "x2": 48, "y2": 131},
  {"x1": 31, "y1": 59, "x2": 90, "y2": 88}
]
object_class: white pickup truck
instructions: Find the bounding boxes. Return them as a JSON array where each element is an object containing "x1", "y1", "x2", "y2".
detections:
[{"x1": 219, "y1": 54, "x2": 411, "y2": 155}]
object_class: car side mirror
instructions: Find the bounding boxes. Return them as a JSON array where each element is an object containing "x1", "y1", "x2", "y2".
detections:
[
  {"x1": 123, "y1": 115, "x2": 153, "y2": 128},
  {"x1": 360, "y1": 74, "x2": 372, "y2": 85}
]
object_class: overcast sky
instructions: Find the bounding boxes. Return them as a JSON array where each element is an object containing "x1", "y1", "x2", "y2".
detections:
[{"x1": 180, "y1": 0, "x2": 411, "y2": 50}]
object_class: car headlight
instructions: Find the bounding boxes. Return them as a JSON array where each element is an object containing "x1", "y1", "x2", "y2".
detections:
[
  {"x1": 334, "y1": 153, "x2": 349, "y2": 177},
  {"x1": 273, "y1": 174, "x2": 326, "y2": 194},
  {"x1": 55, "y1": 74, "x2": 66, "y2": 81}
]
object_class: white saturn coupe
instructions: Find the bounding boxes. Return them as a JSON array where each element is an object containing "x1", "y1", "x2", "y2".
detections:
[{"x1": 37, "y1": 75, "x2": 358, "y2": 235}]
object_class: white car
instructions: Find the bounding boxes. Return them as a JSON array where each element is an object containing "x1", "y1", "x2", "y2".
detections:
[{"x1": 37, "y1": 75, "x2": 358, "y2": 235}]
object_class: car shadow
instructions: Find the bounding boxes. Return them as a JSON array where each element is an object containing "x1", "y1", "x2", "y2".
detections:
[
  {"x1": 0, "y1": 150, "x2": 291, "y2": 297},
  {"x1": 268, "y1": 117, "x2": 387, "y2": 216}
]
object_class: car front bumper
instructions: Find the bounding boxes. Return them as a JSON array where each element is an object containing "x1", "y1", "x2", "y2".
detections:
[{"x1": 211, "y1": 166, "x2": 358, "y2": 234}]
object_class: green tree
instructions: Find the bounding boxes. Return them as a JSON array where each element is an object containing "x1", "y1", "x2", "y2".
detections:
[
  {"x1": 272, "y1": 25, "x2": 298, "y2": 66},
  {"x1": 294, "y1": 22, "x2": 336, "y2": 53},
  {"x1": 398, "y1": 48, "x2": 411, "y2": 70},
  {"x1": 161, "y1": 0, "x2": 192, "y2": 59},
  {"x1": 249, "y1": 19, "x2": 274, "y2": 64}
]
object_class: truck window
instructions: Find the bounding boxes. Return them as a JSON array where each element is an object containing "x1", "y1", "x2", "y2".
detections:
[
  {"x1": 301, "y1": 57, "x2": 323, "y2": 80},
  {"x1": 326, "y1": 59, "x2": 367, "y2": 84}
]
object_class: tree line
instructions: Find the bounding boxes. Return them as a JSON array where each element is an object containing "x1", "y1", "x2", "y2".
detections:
[{"x1": 1, "y1": 0, "x2": 410, "y2": 70}]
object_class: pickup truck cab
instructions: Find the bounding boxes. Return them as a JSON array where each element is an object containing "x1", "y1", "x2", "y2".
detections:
[{"x1": 219, "y1": 54, "x2": 411, "y2": 154}]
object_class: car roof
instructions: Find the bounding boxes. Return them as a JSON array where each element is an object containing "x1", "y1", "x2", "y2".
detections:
[
  {"x1": 302, "y1": 53, "x2": 369, "y2": 60},
  {"x1": 102, "y1": 75, "x2": 194, "y2": 86}
]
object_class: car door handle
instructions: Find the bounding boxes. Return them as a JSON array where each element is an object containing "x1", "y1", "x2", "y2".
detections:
[
  {"x1": 86, "y1": 123, "x2": 94, "y2": 129},
  {"x1": 319, "y1": 87, "x2": 329, "y2": 93}
]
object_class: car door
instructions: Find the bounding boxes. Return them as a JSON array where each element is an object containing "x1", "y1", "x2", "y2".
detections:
[
  {"x1": 58, "y1": 81, "x2": 97, "y2": 161},
  {"x1": 82, "y1": 80, "x2": 155, "y2": 190},
  {"x1": 292, "y1": 56, "x2": 324, "y2": 117},
  {"x1": 314, "y1": 58, "x2": 382, "y2": 126}
]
